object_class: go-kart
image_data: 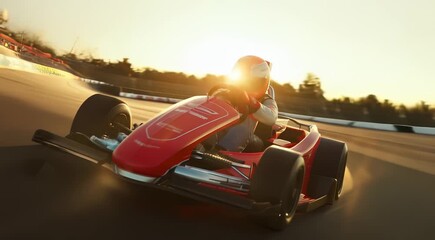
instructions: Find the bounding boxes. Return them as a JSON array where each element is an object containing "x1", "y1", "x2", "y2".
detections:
[{"x1": 32, "y1": 90, "x2": 347, "y2": 230}]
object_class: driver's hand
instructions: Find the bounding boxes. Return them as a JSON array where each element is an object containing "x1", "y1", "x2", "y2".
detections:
[
  {"x1": 232, "y1": 89, "x2": 261, "y2": 114},
  {"x1": 208, "y1": 84, "x2": 261, "y2": 114},
  {"x1": 247, "y1": 95, "x2": 261, "y2": 113}
]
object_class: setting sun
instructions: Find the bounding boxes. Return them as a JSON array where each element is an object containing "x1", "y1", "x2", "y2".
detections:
[
  {"x1": 3, "y1": 0, "x2": 435, "y2": 105},
  {"x1": 178, "y1": 35, "x2": 307, "y2": 87},
  {"x1": 180, "y1": 36, "x2": 276, "y2": 76},
  {"x1": 228, "y1": 69, "x2": 242, "y2": 84}
]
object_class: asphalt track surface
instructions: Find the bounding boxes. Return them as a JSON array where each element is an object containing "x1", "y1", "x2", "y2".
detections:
[{"x1": 0, "y1": 68, "x2": 434, "y2": 239}]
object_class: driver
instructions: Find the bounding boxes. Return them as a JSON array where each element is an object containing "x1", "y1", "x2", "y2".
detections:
[
  {"x1": 91, "y1": 55, "x2": 278, "y2": 153},
  {"x1": 209, "y1": 55, "x2": 278, "y2": 152}
]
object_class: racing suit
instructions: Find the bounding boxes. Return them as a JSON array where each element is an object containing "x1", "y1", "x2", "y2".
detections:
[{"x1": 217, "y1": 86, "x2": 278, "y2": 152}]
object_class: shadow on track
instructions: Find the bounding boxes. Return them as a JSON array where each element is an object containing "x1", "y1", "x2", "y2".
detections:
[
  {"x1": 0, "y1": 145, "x2": 276, "y2": 239},
  {"x1": 1, "y1": 146, "x2": 434, "y2": 240}
]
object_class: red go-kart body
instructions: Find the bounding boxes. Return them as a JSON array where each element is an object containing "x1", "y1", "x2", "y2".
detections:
[
  {"x1": 113, "y1": 96, "x2": 240, "y2": 178},
  {"x1": 33, "y1": 94, "x2": 347, "y2": 230},
  {"x1": 113, "y1": 96, "x2": 319, "y2": 194}
]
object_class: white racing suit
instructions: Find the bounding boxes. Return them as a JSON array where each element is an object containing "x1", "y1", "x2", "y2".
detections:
[{"x1": 217, "y1": 87, "x2": 278, "y2": 152}]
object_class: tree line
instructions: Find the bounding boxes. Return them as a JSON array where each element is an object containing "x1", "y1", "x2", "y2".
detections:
[
  {"x1": 2, "y1": 28, "x2": 433, "y2": 127},
  {"x1": 61, "y1": 55, "x2": 434, "y2": 127}
]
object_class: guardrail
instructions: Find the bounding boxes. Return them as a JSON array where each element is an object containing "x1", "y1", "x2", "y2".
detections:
[
  {"x1": 278, "y1": 112, "x2": 435, "y2": 135},
  {"x1": 0, "y1": 47, "x2": 77, "y2": 78},
  {"x1": 1, "y1": 51, "x2": 434, "y2": 136},
  {"x1": 117, "y1": 91, "x2": 435, "y2": 136}
]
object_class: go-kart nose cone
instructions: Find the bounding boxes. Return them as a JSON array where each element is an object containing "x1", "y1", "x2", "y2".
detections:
[{"x1": 112, "y1": 96, "x2": 239, "y2": 178}]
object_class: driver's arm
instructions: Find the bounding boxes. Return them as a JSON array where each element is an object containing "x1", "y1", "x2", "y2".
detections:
[{"x1": 252, "y1": 98, "x2": 278, "y2": 126}]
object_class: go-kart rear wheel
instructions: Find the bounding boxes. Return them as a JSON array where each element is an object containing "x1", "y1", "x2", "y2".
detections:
[
  {"x1": 250, "y1": 145, "x2": 305, "y2": 230},
  {"x1": 311, "y1": 137, "x2": 348, "y2": 200},
  {"x1": 70, "y1": 94, "x2": 132, "y2": 138}
]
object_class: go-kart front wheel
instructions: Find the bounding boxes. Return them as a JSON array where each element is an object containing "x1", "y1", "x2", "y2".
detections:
[
  {"x1": 250, "y1": 145, "x2": 305, "y2": 230},
  {"x1": 310, "y1": 137, "x2": 348, "y2": 200},
  {"x1": 70, "y1": 94, "x2": 132, "y2": 138}
]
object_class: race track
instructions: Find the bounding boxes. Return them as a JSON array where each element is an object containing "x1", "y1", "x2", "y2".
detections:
[{"x1": 1, "y1": 68, "x2": 434, "y2": 239}]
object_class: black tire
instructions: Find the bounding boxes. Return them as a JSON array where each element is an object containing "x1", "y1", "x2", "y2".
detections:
[
  {"x1": 311, "y1": 137, "x2": 348, "y2": 200},
  {"x1": 70, "y1": 94, "x2": 132, "y2": 138},
  {"x1": 250, "y1": 145, "x2": 305, "y2": 230}
]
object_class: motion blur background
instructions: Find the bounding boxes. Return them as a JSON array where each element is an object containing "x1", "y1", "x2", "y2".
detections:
[{"x1": 1, "y1": 0, "x2": 434, "y2": 126}]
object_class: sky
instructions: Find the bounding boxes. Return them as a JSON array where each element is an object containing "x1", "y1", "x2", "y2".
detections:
[{"x1": 1, "y1": 0, "x2": 435, "y2": 106}]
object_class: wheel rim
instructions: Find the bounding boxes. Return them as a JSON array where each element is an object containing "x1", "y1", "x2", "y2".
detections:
[
  {"x1": 282, "y1": 168, "x2": 304, "y2": 223},
  {"x1": 107, "y1": 113, "x2": 130, "y2": 137}
]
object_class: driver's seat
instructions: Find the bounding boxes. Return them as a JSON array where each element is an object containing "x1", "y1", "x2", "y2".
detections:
[
  {"x1": 243, "y1": 123, "x2": 274, "y2": 152},
  {"x1": 254, "y1": 122, "x2": 274, "y2": 140}
]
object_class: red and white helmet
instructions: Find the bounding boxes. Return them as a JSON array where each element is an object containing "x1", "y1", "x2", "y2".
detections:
[{"x1": 229, "y1": 55, "x2": 272, "y2": 99}]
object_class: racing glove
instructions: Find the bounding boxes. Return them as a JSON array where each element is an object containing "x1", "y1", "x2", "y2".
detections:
[
  {"x1": 208, "y1": 84, "x2": 260, "y2": 114},
  {"x1": 239, "y1": 90, "x2": 261, "y2": 114},
  {"x1": 230, "y1": 88, "x2": 261, "y2": 114}
]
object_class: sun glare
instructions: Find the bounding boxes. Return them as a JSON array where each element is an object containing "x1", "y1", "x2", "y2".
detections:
[
  {"x1": 227, "y1": 69, "x2": 242, "y2": 84},
  {"x1": 181, "y1": 36, "x2": 281, "y2": 79},
  {"x1": 177, "y1": 34, "x2": 322, "y2": 88}
]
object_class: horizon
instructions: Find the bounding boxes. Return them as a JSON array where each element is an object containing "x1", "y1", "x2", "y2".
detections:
[{"x1": 2, "y1": 0, "x2": 435, "y2": 106}]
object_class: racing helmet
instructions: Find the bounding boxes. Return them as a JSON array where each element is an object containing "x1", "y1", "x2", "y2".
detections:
[{"x1": 229, "y1": 55, "x2": 271, "y2": 99}]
